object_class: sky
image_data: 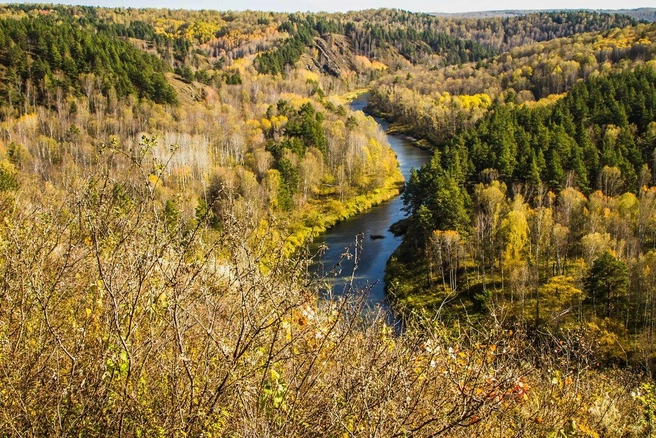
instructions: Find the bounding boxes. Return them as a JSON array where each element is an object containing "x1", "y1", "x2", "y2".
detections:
[{"x1": 9, "y1": 0, "x2": 655, "y2": 14}]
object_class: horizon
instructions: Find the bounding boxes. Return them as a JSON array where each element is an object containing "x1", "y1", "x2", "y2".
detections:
[{"x1": 5, "y1": 1, "x2": 656, "y2": 14}]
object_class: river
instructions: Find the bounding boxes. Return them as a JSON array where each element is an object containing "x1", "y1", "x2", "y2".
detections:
[{"x1": 309, "y1": 94, "x2": 432, "y2": 314}]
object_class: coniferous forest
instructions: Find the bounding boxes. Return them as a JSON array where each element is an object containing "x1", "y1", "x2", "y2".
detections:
[{"x1": 1, "y1": 3, "x2": 656, "y2": 436}]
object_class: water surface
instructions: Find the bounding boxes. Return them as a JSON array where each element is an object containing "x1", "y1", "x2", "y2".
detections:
[{"x1": 310, "y1": 95, "x2": 432, "y2": 312}]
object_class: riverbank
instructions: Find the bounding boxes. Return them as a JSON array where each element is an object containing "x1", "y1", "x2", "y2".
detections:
[
  {"x1": 282, "y1": 172, "x2": 404, "y2": 256},
  {"x1": 385, "y1": 241, "x2": 479, "y2": 322},
  {"x1": 306, "y1": 92, "x2": 433, "y2": 308},
  {"x1": 364, "y1": 106, "x2": 435, "y2": 151},
  {"x1": 275, "y1": 90, "x2": 405, "y2": 256}
]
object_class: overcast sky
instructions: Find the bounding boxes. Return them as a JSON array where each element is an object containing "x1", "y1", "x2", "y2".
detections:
[{"x1": 9, "y1": 0, "x2": 655, "y2": 14}]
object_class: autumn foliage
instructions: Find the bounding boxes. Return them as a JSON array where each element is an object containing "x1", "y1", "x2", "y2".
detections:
[{"x1": 0, "y1": 4, "x2": 654, "y2": 436}]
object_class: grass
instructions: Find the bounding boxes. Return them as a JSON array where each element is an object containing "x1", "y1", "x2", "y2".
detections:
[{"x1": 338, "y1": 88, "x2": 370, "y2": 104}]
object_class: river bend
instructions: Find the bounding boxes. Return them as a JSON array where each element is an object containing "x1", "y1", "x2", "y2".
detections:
[{"x1": 310, "y1": 95, "x2": 432, "y2": 312}]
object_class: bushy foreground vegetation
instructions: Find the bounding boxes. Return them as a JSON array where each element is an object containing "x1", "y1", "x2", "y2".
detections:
[{"x1": 0, "y1": 164, "x2": 649, "y2": 436}]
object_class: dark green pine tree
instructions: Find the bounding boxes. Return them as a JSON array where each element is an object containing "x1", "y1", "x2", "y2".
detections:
[{"x1": 584, "y1": 251, "x2": 629, "y2": 319}]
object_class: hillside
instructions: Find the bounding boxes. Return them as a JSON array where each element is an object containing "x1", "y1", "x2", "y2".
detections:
[
  {"x1": 379, "y1": 21, "x2": 656, "y2": 376},
  {"x1": 369, "y1": 22, "x2": 656, "y2": 145}
]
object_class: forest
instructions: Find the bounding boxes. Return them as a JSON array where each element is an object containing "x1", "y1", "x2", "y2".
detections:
[
  {"x1": 387, "y1": 39, "x2": 656, "y2": 364},
  {"x1": 0, "y1": 3, "x2": 655, "y2": 436}
]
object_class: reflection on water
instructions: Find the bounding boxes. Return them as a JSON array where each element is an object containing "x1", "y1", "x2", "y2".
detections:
[{"x1": 309, "y1": 94, "x2": 432, "y2": 317}]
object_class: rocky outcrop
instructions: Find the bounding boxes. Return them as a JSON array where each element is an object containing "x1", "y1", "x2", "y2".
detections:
[{"x1": 303, "y1": 34, "x2": 358, "y2": 78}]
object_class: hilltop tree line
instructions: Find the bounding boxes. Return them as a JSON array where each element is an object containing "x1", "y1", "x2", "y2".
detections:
[
  {"x1": 307, "y1": 9, "x2": 636, "y2": 58},
  {"x1": 252, "y1": 9, "x2": 635, "y2": 76},
  {"x1": 449, "y1": 11, "x2": 638, "y2": 51}
]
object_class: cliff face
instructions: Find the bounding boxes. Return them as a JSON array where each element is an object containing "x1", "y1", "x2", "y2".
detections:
[
  {"x1": 301, "y1": 34, "x2": 358, "y2": 77},
  {"x1": 314, "y1": 35, "x2": 358, "y2": 76},
  {"x1": 301, "y1": 33, "x2": 410, "y2": 78}
]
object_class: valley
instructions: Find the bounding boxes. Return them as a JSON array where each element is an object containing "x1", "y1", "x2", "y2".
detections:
[{"x1": 0, "y1": 4, "x2": 655, "y2": 435}]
